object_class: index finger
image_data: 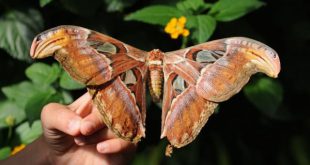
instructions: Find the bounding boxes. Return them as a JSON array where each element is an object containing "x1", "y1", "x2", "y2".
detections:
[{"x1": 68, "y1": 92, "x2": 93, "y2": 117}]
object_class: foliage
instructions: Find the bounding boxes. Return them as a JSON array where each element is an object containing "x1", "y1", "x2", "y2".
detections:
[
  {"x1": 209, "y1": 0, "x2": 264, "y2": 21},
  {"x1": 0, "y1": 9, "x2": 43, "y2": 61},
  {"x1": 125, "y1": 0, "x2": 263, "y2": 43},
  {"x1": 0, "y1": 0, "x2": 308, "y2": 164},
  {"x1": 39, "y1": 0, "x2": 53, "y2": 7},
  {"x1": 244, "y1": 77, "x2": 283, "y2": 118},
  {"x1": 0, "y1": 63, "x2": 83, "y2": 159}
]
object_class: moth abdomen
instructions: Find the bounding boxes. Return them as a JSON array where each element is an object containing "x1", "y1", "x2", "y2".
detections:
[
  {"x1": 148, "y1": 67, "x2": 163, "y2": 102},
  {"x1": 148, "y1": 49, "x2": 164, "y2": 102}
]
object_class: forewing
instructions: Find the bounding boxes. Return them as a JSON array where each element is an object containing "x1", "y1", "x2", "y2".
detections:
[
  {"x1": 30, "y1": 25, "x2": 147, "y2": 86},
  {"x1": 165, "y1": 37, "x2": 265, "y2": 102},
  {"x1": 195, "y1": 37, "x2": 280, "y2": 102}
]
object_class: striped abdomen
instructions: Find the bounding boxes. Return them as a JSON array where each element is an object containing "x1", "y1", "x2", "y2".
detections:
[
  {"x1": 148, "y1": 49, "x2": 164, "y2": 102},
  {"x1": 149, "y1": 64, "x2": 163, "y2": 102}
]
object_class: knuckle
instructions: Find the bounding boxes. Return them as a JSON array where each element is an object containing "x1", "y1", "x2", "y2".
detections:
[
  {"x1": 41, "y1": 103, "x2": 56, "y2": 119},
  {"x1": 40, "y1": 103, "x2": 64, "y2": 122}
]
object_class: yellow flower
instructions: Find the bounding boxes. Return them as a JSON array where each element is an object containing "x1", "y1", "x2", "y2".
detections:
[
  {"x1": 182, "y1": 29, "x2": 190, "y2": 37},
  {"x1": 11, "y1": 144, "x2": 26, "y2": 155},
  {"x1": 164, "y1": 16, "x2": 190, "y2": 39}
]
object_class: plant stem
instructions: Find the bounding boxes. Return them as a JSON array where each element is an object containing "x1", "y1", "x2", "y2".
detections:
[
  {"x1": 8, "y1": 126, "x2": 12, "y2": 140},
  {"x1": 181, "y1": 37, "x2": 188, "y2": 49}
]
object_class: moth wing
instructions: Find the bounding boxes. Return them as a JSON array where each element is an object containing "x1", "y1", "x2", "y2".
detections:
[
  {"x1": 31, "y1": 25, "x2": 147, "y2": 86},
  {"x1": 88, "y1": 65, "x2": 147, "y2": 142},
  {"x1": 160, "y1": 69, "x2": 218, "y2": 148},
  {"x1": 160, "y1": 39, "x2": 228, "y2": 148},
  {"x1": 31, "y1": 26, "x2": 148, "y2": 142},
  {"x1": 162, "y1": 37, "x2": 280, "y2": 148}
]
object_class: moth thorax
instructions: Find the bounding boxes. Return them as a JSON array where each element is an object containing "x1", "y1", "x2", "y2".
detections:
[{"x1": 148, "y1": 49, "x2": 164, "y2": 102}]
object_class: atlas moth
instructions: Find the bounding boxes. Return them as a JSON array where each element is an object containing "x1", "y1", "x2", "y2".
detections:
[{"x1": 30, "y1": 25, "x2": 280, "y2": 156}]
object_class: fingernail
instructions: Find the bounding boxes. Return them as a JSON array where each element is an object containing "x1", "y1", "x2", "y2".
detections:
[
  {"x1": 82, "y1": 121, "x2": 95, "y2": 135},
  {"x1": 74, "y1": 136, "x2": 85, "y2": 145},
  {"x1": 68, "y1": 119, "x2": 80, "y2": 133},
  {"x1": 98, "y1": 142, "x2": 109, "y2": 153}
]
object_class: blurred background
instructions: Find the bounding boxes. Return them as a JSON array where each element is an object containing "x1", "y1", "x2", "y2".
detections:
[{"x1": 0, "y1": 0, "x2": 309, "y2": 164}]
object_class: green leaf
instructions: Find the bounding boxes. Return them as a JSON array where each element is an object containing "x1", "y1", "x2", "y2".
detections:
[
  {"x1": 187, "y1": 15, "x2": 216, "y2": 43},
  {"x1": 2, "y1": 81, "x2": 35, "y2": 108},
  {"x1": 125, "y1": 5, "x2": 184, "y2": 26},
  {"x1": 1, "y1": 81, "x2": 55, "y2": 108},
  {"x1": 0, "y1": 101, "x2": 26, "y2": 129},
  {"x1": 243, "y1": 77, "x2": 283, "y2": 116},
  {"x1": 25, "y1": 90, "x2": 62, "y2": 123},
  {"x1": 176, "y1": 0, "x2": 211, "y2": 13},
  {"x1": 15, "y1": 120, "x2": 42, "y2": 144},
  {"x1": 209, "y1": 0, "x2": 264, "y2": 22},
  {"x1": 0, "y1": 9, "x2": 43, "y2": 61},
  {"x1": 0, "y1": 147, "x2": 11, "y2": 160},
  {"x1": 104, "y1": 0, "x2": 137, "y2": 12},
  {"x1": 40, "y1": 0, "x2": 53, "y2": 7},
  {"x1": 201, "y1": 3, "x2": 213, "y2": 11},
  {"x1": 60, "y1": 71, "x2": 85, "y2": 90},
  {"x1": 61, "y1": 90, "x2": 74, "y2": 104},
  {"x1": 25, "y1": 63, "x2": 61, "y2": 85}
]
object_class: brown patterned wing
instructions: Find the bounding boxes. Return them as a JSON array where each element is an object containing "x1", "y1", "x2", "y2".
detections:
[
  {"x1": 89, "y1": 66, "x2": 147, "y2": 142},
  {"x1": 161, "y1": 37, "x2": 281, "y2": 149},
  {"x1": 30, "y1": 25, "x2": 147, "y2": 86},
  {"x1": 160, "y1": 39, "x2": 225, "y2": 148},
  {"x1": 30, "y1": 25, "x2": 148, "y2": 142},
  {"x1": 194, "y1": 37, "x2": 281, "y2": 102}
]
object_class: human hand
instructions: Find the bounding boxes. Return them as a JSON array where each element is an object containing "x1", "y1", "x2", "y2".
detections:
[{"x1": 41, "y1": 92, "x2": 136, "y2": 164}]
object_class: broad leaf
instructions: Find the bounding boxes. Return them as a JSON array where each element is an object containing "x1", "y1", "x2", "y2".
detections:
[
  {"x1": 125, "y1": 5, "x2": 184, "y2": 26},
  {"x1": 60, "y1": 71, "x2": 85, "y2": 90},
  {"x1": 1, "y1": 81, "x2": 55, "y2": 108},
  {"x1": 176, "y1": 0, "x2": 211, "y2": 13},
  {"x1": 0, "y1": 101, "x2": 26, "y2": 129},
  {"x1": 15, "y1": 120, "x2": 42, "y2": 144},
  {"x1": 201, "y1": 3, "x2": 213, "y2": 11},
  {"x1": 25, "y1": 90, "x2": 62, "y2": 123},
  {"x1": 40, "y1": 0, "x2": 53, "y2": 7},
  {"x1": 209, "y1": 0, "x2": 264, "y2": 22},
  {"x1": 0, "y1": 147, "x2": 11, "y2": 160},
  {"x1": 25, "y1": 63, "x2": 61, "y2": 85},
  {"x1": 187, "y1": 15, "x2": 216, "y2": 43},
  {"x1": 61, "y1": 90, "x2": 74, "y2": 104},
  {"x1": 243, "y1": 77, "x2": 283, "y2": 116},
  {"x1": 0, "y1": 9, "x2": 43, "y2": 61},
  {"x1": 2, "y1": 81, "x2": 35, "y2": 108}
]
